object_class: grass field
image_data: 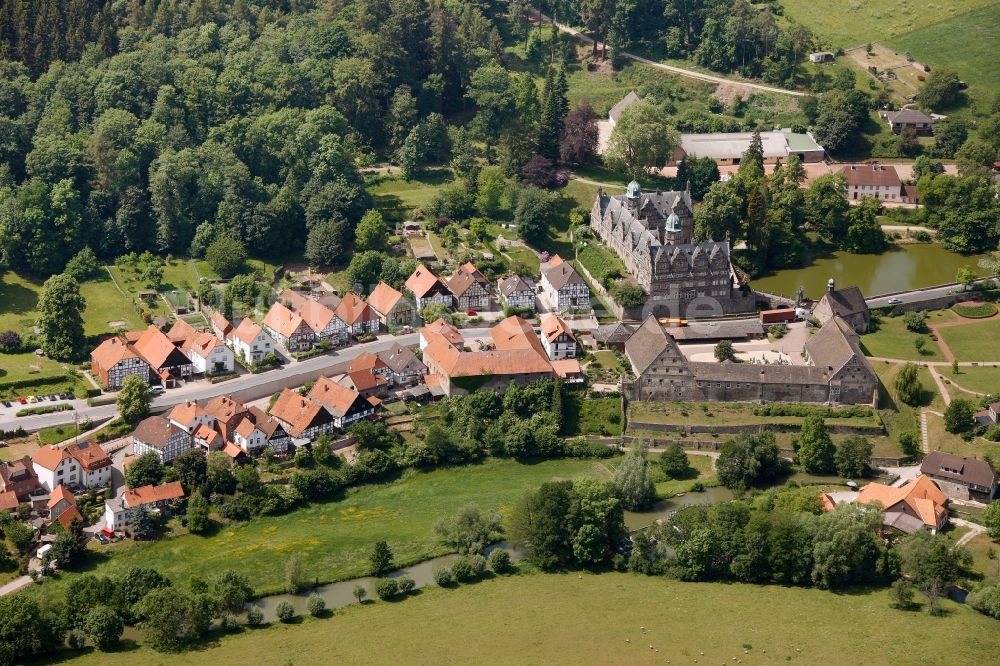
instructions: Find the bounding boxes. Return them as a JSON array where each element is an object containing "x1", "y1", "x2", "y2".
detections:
[
  {"x1": 780, "y1": 0, "x2": 998, "y2": 47},
  {"x1": 40, "y1": 458, "x2": 618, "y2": 598},
  {"x1": 66, "y1": 572, "x2": 1000, "y2": 665},
  {"x1": 925, "y1": 412, "x2": 1000, "y2": 461},
  {"x1": 861, "y1": 314, "x2": 947, "y2": 361},
  {"x1": 873, "y1": 361, "x2": 944, "y2": 442},
  {"x1": 966, "y1": 533, "x2": 1000, "y2": 584},
  {"x1": 651, "y1": 450, "x2": 715, "y2": 496},
  {"x1": 0, "y1": 353, "x2": 88, "y2": 400},
  {"x1": 0, "y1": 271, "x2": 42, "y2": 333},
  {"x1": 576, "y1": 241, "x2": 627, "y2": 284},
  {"x1": 369, "y1": 170, "x2": 455, "y2": 222},
  {"x1": 889, "y1": 3, "x2": 1000, "y2": 114},
  {"x1": 937, "y1": 318, "x2": 1000, "y2": 362},
  {"x1": 563, "y1": 394, "x2": 623, "y2": 437},
  {"x1": 942, "y1": 364, "x2": 1000, "y2": 396}
]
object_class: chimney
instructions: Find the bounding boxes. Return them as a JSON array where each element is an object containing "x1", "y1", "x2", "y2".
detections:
[{"x1": 828, "y1": 278, "x2": 835, "y2": 293}]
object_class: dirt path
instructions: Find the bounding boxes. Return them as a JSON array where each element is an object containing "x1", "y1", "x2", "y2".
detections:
[
  {"x1": 927, "y1": 366, "x2": 952, "y2": 407},
  {"x1": 535, "y1": 12, "x2": 805, "y2": 97}
]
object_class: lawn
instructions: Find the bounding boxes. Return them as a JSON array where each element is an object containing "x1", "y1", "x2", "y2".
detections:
[
  {"x1": 39, "y1": 457, "x2": 617, "y2": 598},
  {"x1": 0, "y1": 353, "x2": 88, "y2": 400},
  {"x1": 860, "y1": 313, "x2": 946, "y2": 361},
  {"x1": 369, "y1": 169, "x2": 455, "y2": 222},
  {"x1": 966, "y1": 532, "x2": 1000, "y2": 584},
  {"x1": 942, "y1": 364, "x2": 1000, "y2": 396},
  {"x1": 651, "y1": 450, "x2": 715, "y2": 497},
  {"x1": 66, "y1": 572, "x2": 1000, "y2": 665},
  {"x1": 925, "y1": 412, "x2": 1000, "y2": 462},
  {"x1": 576, "y1": 240, "x2": 627, "y2": 285},
  {"x1": 780, "y1": 0, "x2": 998, "y2": 47},
  {"x1": 937, "y1": 318, "x2": 1000, "y2": 362},
  {"x1": 873, "y1": 361, "x2": 944, "y2": 441},
  {"x1": 496, "y1": 243, "x2": 540, "y2": 273},
  {"x1": 628, "y1": 401, "x2": 879, "y2": 428},
  {"x1": 563, "y1": 394, "x2": 623, "y2": 436},
  {"x1": 889, "y1": 3, "x2": 1000, "y2": 116},
  {"x1": 78, "y1": 276, "x2": 146, "y2": 335},
  {"x1": 0, "y1": 270, "x2": 42, "y2": 334}
]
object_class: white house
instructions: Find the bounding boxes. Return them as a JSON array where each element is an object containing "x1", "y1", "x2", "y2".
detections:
[
  {"x1": 540, "y1": 256, "x2": 590, "y2": 312},
  {"x1": 498, "y1": 274, "x2": 536, "y2": 312},
  {"x1": 66, "y1": 442, "x2": 112, "y2": 489},
  {"x1": 104, "y1": 481, "x2": 185, "y2": 532},
  {"x1": 31, "y1": 446, "x2": 78, "y2": 491},
  {"x1": 184, "y1": 332, "x2": 235, "y2": 375},
  {"x1": 233, "y1": 419, "x2": 268, "y2": 454},
  {"x1": 131, "y1": 416, "x2": 192, "y2": 463},
  {"x1": 405, "y1": 263, "x2": 454, "y2": 312},
  {"x1": 540, "y1": 313, "x2": 578, "y2": 360},
  {"x1": 230, "y1": 318, "x2": 274, "y2": 365}
]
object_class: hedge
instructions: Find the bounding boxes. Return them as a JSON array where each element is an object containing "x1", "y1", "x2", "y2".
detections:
[
  {"x1": 87, "y1": 395, "x2": 118, "y2": 407},
  {"x1": 16, "y1": 403, "x2": 74, "y2": 417},
  {"x1": 952, "y1": 302, "x2": 998, "y2": 319},
  {"x1": 0, "y1": 374, "x2": 69, "y2": 391},
  {"x1": 751, "y1": 404, "x2": 874, "y2": 419}
]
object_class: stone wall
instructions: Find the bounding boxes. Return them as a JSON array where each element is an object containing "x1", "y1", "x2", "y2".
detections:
[{"x1": 628, "y1": 420, "x2": 885, "y2": 436}]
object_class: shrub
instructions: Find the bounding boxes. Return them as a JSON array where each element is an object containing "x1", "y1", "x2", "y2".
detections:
[
  {"x1": 246, "y1": 606, "x2": 264, "y2": 626},
  {"x1": 953, "y1": 303, "x2": 998, "y2": 319},
  {"x1": 433, "y1": 566, "x2": 454, "y2": 586},
  {"x1": 375, "y1": 578, "x2": 399, "y2": 600},
  {"x1": 307, "y1": 594, "x2": 326, "y2": 617},
  {"x1": 985, "y1": 425, "x2": 1000, "y2": 442},
  {"x1": 450, "y1": 555, "x2": 474, "y2": 582},
  {"x1": 275, "y1": 601, "x2": 295, "y2": 622},
  {"x1": 396, "y1": 576, "x2": 416, "y2": 594},
  {"x1": 469, "y1": 554, "x2": 488, "y2": 578},
  {"x1": 488, "y1": 548, "x2": 512, "y2": 573},
  {"x1": 0, "y1": 330, "x2": 23, "y2": 353}
]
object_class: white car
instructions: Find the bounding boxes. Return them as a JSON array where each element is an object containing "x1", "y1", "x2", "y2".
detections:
[
  {"x1": 149, "y1": 385, "x2": 165, "y2": 395},
  {"x1": 887, "y1": 298, "x2": 903, "y2": 305}
]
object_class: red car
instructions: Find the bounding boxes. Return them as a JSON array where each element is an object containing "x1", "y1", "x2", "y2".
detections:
[
  {"x1": 466, "y1": 309, "x2": 477, "y2": 316},
  {"x1": 17, "y1": 396, "x2": 26, "y2": 404}
]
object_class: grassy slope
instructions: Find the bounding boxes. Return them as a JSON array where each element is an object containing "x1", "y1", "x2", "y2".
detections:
[
  {"x1": 889, "y1": 3, "x2": 1000, "y2": 113},
  {"x1": 67, "y1": 572, "x2": 1000, "y2": 665},
  {"x1": 780, "y1": 0, "x2": 998, "y2": 47},
  {"x1": 942, "y1": 365, "x2": 1000, "y2": 395},
  {"x1": 45, "y1": 458, "x2": 616, "y2": 597}
]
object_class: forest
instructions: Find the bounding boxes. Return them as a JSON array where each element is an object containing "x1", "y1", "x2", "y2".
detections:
[{"x1": 0, "y1": 0, "x2": 997, "y2": 283}]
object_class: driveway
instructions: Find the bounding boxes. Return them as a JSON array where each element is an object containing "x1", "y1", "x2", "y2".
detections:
[{"x1": 0, "y1": 575, "x2": 33, "y2": 597}]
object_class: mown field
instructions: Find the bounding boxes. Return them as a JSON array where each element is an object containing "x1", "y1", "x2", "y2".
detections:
[
  {"x1": 65, "y1": 572, "x2": 1000, "y2": 665},
  {"x1": 937, "y1": 318, "x2": 1000, "y2": 363},
  {"x1": 780, "y1": 0, "x2": 998, "y2": 47},
  {"x1": 942, "y1": 364, "x2": 1000, "y2": 395},
  {"x1": 860, "y1": 310, "x2": 954, "y2": 362},
  {"x1": 35, "y1": 458, "x2": 619, "y2": 598},
  {"x1": 889, "y1": 3, "x2": 1000, "y2": 113}
]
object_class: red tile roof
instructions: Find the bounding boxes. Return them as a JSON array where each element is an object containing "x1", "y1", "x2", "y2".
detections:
[
  {"x1": 405, "y1": 264, "x2": 451, "y2": 298},
  {"x1": 232, "y1": 318, "x2": 265, "y2": 345},
  {"x1": 540, "y1": 313, "x2": 575, "y2": 343},
  {"x1": 49, "y1": 484, "x2": 76, "y2": 510},
  {"x1": 298, "y1": 298, "x2": 339, "y2": 335},
  {"x1": 32, "y1": 445, "x2": 69, "y2": 472},
  {"x1": 0, "y1": 490, "x2": 20, "y2": 511},
  {"x1": 90, "y1": 336, "x2": 142, "y2": 372},
  {"x1": 263, "y1": 302, "x2": 306, "y2": 338},
  {"x1": 57, "y1": 505, "x2": 84, "y2": 530},
  {"x1": 448, "y1": 262, "x2": 488, "y2": 297},
  {"x1": 124, "y1": 481, "x2": 185, "y2": 507},
  {"x1": 133, "y1": 325, "x2": 188, "y2": 369},
  {"x1": 269, "y1": 388, "x2": 329, "y2": 436},
  {"x1": 335, "y1": 293, "x2": 379, "y2": 326},
  {"x1": 348, "y1": 351, "x2": 388, "y2": 374},
  {"x1": 367, "y1": 282, "x2": 405, "y2": 316},
  {"x1": 66, "y1": 442, "x2": 111, "y2": 472},
  {"x1": 309, "y1": 377, "x2": 363, "y2": 417},
  {"x1": 168, "y1": 400, "x2": 205, "y2": 427},
  {"x1": 167, "y1": 319, "x2": 199, "y2": 344},
  {"x1": 839, "y1": 163, "x2": 901, "y2": 188}
]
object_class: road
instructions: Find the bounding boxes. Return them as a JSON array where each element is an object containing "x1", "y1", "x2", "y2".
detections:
[
  {"x1": 865, "y1": 279, "x2": 998, "y2": 309},
  {"x1": 0, "y1": 330, "x2": 496, "y2": 433},
  {"x1": 537, "y1": 12, "x2": 804, "y2": 97}
]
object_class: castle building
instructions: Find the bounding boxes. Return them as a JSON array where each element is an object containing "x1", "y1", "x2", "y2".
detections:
[{"x1": 590, "y1": 182, "x2": 755, "y2": 318}]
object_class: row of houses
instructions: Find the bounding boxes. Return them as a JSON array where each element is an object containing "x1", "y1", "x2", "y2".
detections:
[
  {"x1": 262, "y1": 288, "x2": 381, "y2": 352},
  {"x1": 91, "y1": 314, "x2": 278, "y2": 390},
  {"x1": 406, "y1": 258, "x2": 592, "y2": 315}
]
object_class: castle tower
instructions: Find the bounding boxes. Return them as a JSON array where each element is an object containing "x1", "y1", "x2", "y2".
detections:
[{"x1": 625, "y1": 180, "x2": 641, "y2": 211}]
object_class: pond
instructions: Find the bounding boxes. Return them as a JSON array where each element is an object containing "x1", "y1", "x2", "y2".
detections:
[
  {"x1": 250, "y1": 543, "x2": 524, "y2": 623},
  {"x1": 751, "y1": 243, "x2": 991, "y2": 300},
  {"x1": 623, "y1": 485, "x2": 735, "y2": 531}
]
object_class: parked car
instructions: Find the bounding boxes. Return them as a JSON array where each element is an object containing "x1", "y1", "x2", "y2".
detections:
[
  {"x1": 887, "y1": 297, "x2": 902, "y2": 305},
  {"x1": 48, "y1": 394, "x2": 58, "y2": 401},
  {"x1": 26, "y1": 395, "x2": 37, "y2": 404},
  {"x1": 2, "y1": 401, "x2": 11, "y2": 408},
  {"x1": 94, "y1": 533, "x2": 110, "y2": 545},
  {"x1": 466, "y1": 309, "x2": 477, "y2": 316},
  {"x1": 60, "y1": 392, "x2": 72, "y2": 400},
  {"x1": 17, "y1": 396, "x2": 26, "y2": 405},
  {"x1": 149, "y1": 385, "x2": 165, "y2": 395}
]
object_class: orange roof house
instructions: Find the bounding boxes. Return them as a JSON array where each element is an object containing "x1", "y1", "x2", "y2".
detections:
[
  {"x1": 268, "y1": 388, "x2": 334, "y2": 438},
  {"x1": 167, "y1": 319, "x2": 199, "y2": 344},
  {"x1": 334, "y1": 293, "x2": 380, "y2": 329},
  {"x1": 858, "y1": 476, "x2": 949, "y2": 534},
  {"x1": 540, "y1": 313, "x2": 576, "y2": 344},
  {"x1": 348, "y1": 351, "x2": 389, "y2": 375},
  {"x1": 406, "y1": 264, "x2": 448, "y2": 298},
  {"x1": 66, "y1": 442, "x2": 112, "y2": 473},
  {"x1": 57, "y1": 505, "x2": 84, "y2": 531},
  {"x1": 368, "y1": 282, "x2": 415, "y2": 326},
  {"x1": 263, "y1": 302, "x2": 306, "y2": 339},
  {"x1": 297, "y1": 298, "x2": 340, "y2": 336},
  {"x1": 123, "y1": 480, "x2": 185, "y2": 508},
  {"x1": 231, "y1": 318, "x2": 265, "y2": 346},
  {"x1": 32, "y1": 445, "x2": 70, "y2": 472},
  {"x1": 210, "y1": 310, "x2": 233, "y2": 339},
  {"x1": 90, "y1": 336, "x2": 151, "y2": 389},
  {"x1": 132, "y1": 325, "x2": 193, "y2": 374}
]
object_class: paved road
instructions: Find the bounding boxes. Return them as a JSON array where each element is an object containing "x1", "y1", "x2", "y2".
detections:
[
  {"x1": 0, "y1": 330, "x2": 496, "y2": 433},
  {"x1": 866, "y1": 278, "x2": 997, "y2": 309},
  {"x1": 0, "y1": 575, "x2": 32, "y2": 597},
  {"x1": 537, "y1": 12, "x2": 805, "y2": 97},
  {"x1": 952, "y1": 517, "x2": 986, "y2": 547}
]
